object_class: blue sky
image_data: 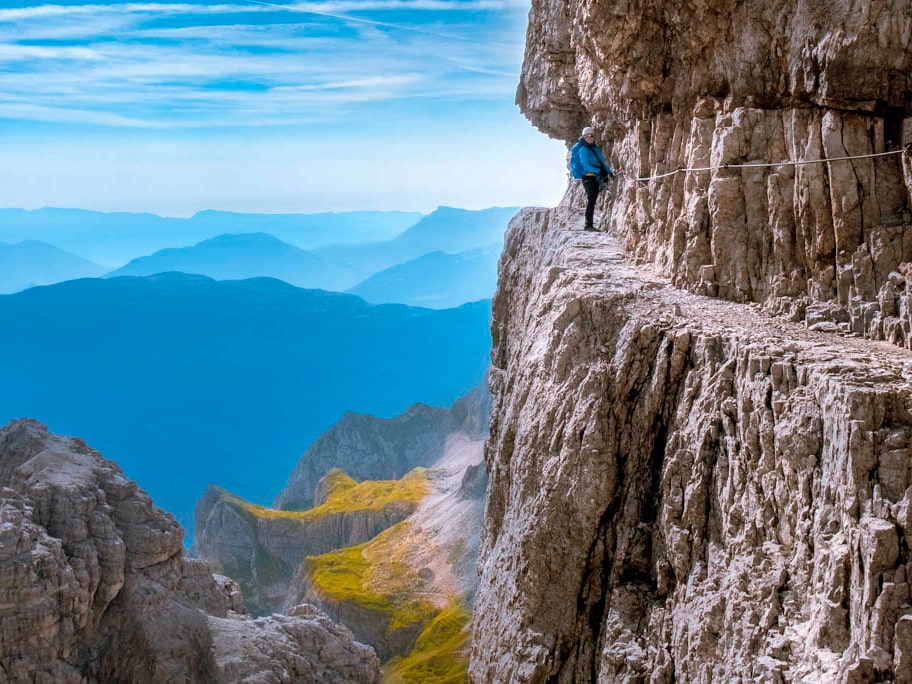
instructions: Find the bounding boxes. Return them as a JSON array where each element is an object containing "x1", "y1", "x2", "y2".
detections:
[{"x1": 0, "y1": 1, "x2": 567, "y2": 215}]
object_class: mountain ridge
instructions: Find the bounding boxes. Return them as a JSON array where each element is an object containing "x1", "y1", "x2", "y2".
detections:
[
  {"x1": 0, "y1": 239, "x2": 104, "y2": 294},
  {"x1": 347, "y1": 246, "x2": 500, "y2": 308},
  {"x1": 0, "y1": 207, "x2": 422, "y2": 264},
  {"x1": 0, "y1": 272, "x2": 491, "y2": 538},
  {"x1": 194, "y1": 383, "x2": 490, "y2": 677},
  {"x1": 106, "y1": 232, "x2": 361, "y2": 290},
  {"x1": 314, "y1": 206, "x2": 518, "y2": 277}
]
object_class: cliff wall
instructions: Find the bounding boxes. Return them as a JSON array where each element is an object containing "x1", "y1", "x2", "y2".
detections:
[
  {"x1": 470, "y1": 209, "x2": 912, "y2": 681},
  {"x1": 518, "y1": 0, "x2": 912, "y2": 347},
  {"x1": 276, "y1": 404, "x2": 461, "y2": 511},
  {"x1": 194, "y1": 473, "x2": 424, "y2": 615},
  {"x1": 0, "y1": 419, "x2": 381, "y2": 683},
  {"x1": 294, "y1": 431, "x2": 486, "y2": 668},
  {"x1": 196, "y1": 386, "x2": 490, "y2": 617}
]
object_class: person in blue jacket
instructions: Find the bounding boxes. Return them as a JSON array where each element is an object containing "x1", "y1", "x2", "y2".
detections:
[{"x1": 578, "y1": 127, "x2": 613, "y2": 231}]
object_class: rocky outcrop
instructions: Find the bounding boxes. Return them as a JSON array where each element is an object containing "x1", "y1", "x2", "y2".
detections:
[
  {"x1": 193, "y1": 475, "x2": 421, "y2": 615},
  {"x1": 296, "y1": 430, "x2": 486, "y2": 669},
  {"x1": 448, "y1": 381, "x2": 493, "y2": 440},
  {"x1": 458, "y1": 462, "x2": 488, "y2": 501},
  {"x1": 275, "y1": 399, "x2": 481, "y2": 511},
  {"x1": 519, "y1": 0, "x2": 912, "y2": 348},
  {"x1": 196, "y1": 385, "x2": 491, "y2": 616},
  {"x1": 470, "y1": 208, "x2": 912, "y2": 682},
  {"x1": 0, "y1": 419, "x2": 381, "y2": 683},
  {"x1": 273, "y1": 404, "x2": 440, "y2": 511},
  {"x1": 207, "y1": 604, "x2": 379, "y2": 683}
]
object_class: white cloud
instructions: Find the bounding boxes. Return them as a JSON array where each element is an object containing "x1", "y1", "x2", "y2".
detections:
[
  {"x1": 0, "y1": 103, "x2": 160, "y2": 127},
  {"x1": 0, "y1": 4, "x2": 243, "y2": 22},
  {"x1": 0, "y1": 44, "x2": 102, "y2": 60},
  {"x1": 0, "y1": 0, "x2": 524, "y2": 128},
  {"x1": 287, "y1": 1, "x2": 528, "y2": 11},
  {"x1": 0, "y1": 2, "x2": 560, "y2": 215},
  {"x1": 0, "y1": 0, "x2": 524, "y2": 23},
  {"x1": 273, "y1": 74, "x2": 422, "y2": 91}
]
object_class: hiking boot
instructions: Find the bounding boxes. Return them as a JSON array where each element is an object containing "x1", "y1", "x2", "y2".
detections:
[{"x1": 583, "y1": 223, "x2": 596, "y2": 231}]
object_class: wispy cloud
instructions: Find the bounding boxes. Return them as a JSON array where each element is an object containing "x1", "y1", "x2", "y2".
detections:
[
  {"x1": 0, "y1": 0, "x2": 525, "y2": 128},
  {"x1": 0, "y1": 103, "x2": 160, "y2": 127},
  {"x1": 0, "y1": 45, "x2": 102, "y2": 60},
  {"x1": 0, "y1": 4, "x2": 243, "y2": 22},
  {"x1": 0, "y1": 0, "x2": 526, "y2": 21}
]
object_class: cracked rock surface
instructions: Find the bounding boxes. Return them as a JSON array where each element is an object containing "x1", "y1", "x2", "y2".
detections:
[
  {"x1": 519, "y1": 0, "x2": 912, "y2": 348},
  {"x1": 469, "y1": 208, "x2": 912, "y2": 682},
  {"x1": 0, "y1": 419, "x2": 380, "y2": 683}
]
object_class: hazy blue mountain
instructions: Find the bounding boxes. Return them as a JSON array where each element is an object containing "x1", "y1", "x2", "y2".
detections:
[
  {"x1": 188, "y1": 210, "x2": 422, "y2": 249},
  {"x1": 0, "y1": 240, "x2": 105, "y2": 294},
  {"x1": 347, "y1": 247, "x2": 500, "y2": 308},
  {"x1": 0, "y1": 273, "x2": 491, "y2": 538},
  {"x1": 384, "y1": 205, "x2": 518, "y2": 253},
  {"x1": 314, "y1": 206, "x2": 518, "y2": 279},
  {"x1": 107, "y1": 233, "x2": 360, "y2": 290},
  {"x1": 0, "y1": 208, "x2": 422, "y2": 266}
]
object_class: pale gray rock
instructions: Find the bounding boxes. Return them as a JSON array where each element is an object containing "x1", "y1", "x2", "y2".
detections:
[
  {"x1": 294, "y1": 430, "x2": 487, "y2": 661},
  {"x1": 177, "y1": 559, "x2": 246, "y2": 617},
  {"x1": 274, "y1": 404, "x2": 455, "y2": 511},
  {"x1": 0, "y1": 419, "x2": 380, "y2": 683},
  {"x1": 478, "y1": 3, "x2": 912, "y2": 677},
  {"x1": 195, "y1": 386, "x2": 491, "y2": 617},
  {"x1": 290, "y1": 590, "x2": 423, "y2": 663},
  {"x1": 193, "y1": 481, "x2": 416, "y2": 616},
  {"x1": 208, "y1": 605, "x2": 380, "y2": 684},
  {"x1": 519, "y1": 0, "x2": 912, "y2": 348},
  {"x1": 275, "y1": 388, "x2": 488, "y2": 511},
  {"x1": 469, "y1": 208, "x2": 912, "y2": 682},
  {"x1": 457, "y1": 462, "x2": 488, "y2": 500}
]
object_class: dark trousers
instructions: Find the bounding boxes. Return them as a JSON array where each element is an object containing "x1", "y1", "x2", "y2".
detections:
[{"x1": 582, "y1": 175, "x2": 599, "y2": 227}]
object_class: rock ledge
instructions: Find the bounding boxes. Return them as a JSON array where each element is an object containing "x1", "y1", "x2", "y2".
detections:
[{"x1": 470, "y1": 208, "x2": 912, "y2": 682}]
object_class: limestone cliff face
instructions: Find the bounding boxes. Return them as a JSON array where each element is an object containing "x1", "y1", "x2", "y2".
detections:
[
  {"x1": 0, "y1": 419, "x2": 381, "y2": 683},
  {"x1": 195, "y1": 386, "x2": 489, "y2": 617},
  {"x1": 470, "y1": 209, "x2": 912, "y2": 681},
  {"x1": 193, "y1": 478, "x2": 418, "y2": 615},
  {"x1": 519, "y1": 0, "x2": 912, "y2": 347},
  {"x1": 292, "y1": 431, "x2": 487, "y2": 664},
  {"x1": 195, "y1": 386, "x2": 489, "y2": 671},
  {"x1": 275, "y1": 400, "x2": 480, "y2": 510}
]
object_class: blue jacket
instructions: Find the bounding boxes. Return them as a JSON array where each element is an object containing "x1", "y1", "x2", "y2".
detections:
[{"x1": 579, "y1": 139, "x2": 612, "y2": 176}]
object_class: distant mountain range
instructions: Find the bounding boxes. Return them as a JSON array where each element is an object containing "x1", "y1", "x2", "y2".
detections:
[
  {"x1": 0, "y1": 208, "x2": 422, "y2": 265},
  {"x1": 314, "y1": 206, "x2": 518, "y2": 277},
  {"x1": 0, "y1": 273, "x2": 491, "y2": 537},
  {"x1": 348, "y1": 246, "x2": 501, "y2": 308},
  {"x1": 107, "y1": 233, "x2": 361, "y2": 291},
  {"x1": 0, "y1": 206, "x2": 515, "y2": 301},
  {"x1": 107, "y1": 233, "x2": 503, "y2": 306},
  {"x1": 0, "y1": 240, "x2": 105, "y2": 294}
]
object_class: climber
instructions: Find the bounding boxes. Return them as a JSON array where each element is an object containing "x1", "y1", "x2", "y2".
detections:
[{"x1": 569, "y1": 126, "x2": 613, "y2": 231}]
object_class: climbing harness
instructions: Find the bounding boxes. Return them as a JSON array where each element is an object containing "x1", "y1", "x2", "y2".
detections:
[{"x1": 632, "y1": 147, "x2": 910, "y2": 182}]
